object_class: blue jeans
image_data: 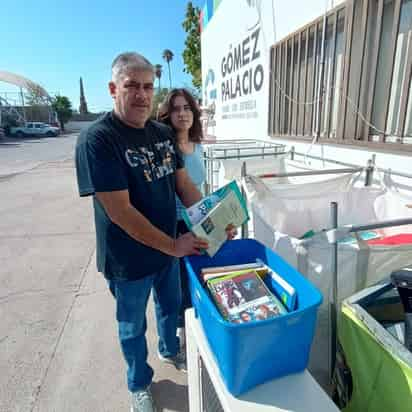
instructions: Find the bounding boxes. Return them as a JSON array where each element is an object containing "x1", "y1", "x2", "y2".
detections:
[{"x1": 108, "y1": 258, "x2": 181, "y2": 392}]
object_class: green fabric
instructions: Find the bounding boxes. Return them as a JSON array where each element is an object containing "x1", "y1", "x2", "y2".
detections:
[{"x1": 339, "y1": 304, "x2": 412, "y2": 412}]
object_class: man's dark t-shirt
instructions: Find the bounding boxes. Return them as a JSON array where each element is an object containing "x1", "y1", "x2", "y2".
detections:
[{"x1": 75, "y1": 112, "x2": 184, "y2": 281}]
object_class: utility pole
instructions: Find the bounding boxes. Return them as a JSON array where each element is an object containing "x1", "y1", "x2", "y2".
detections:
[{"x1": 79, "y1": 77, "x2": 89, "y2": 115}]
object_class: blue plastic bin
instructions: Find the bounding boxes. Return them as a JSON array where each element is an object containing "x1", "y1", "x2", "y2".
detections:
[{"x1": 184, "y1": 239, "x2": 322, "y2": 396}]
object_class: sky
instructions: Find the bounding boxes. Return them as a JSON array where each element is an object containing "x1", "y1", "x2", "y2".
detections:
[{"x1": 1, "y1": 0, "x2": 204, "y2": 113}]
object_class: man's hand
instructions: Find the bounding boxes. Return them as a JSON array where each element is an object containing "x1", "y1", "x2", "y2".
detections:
[
  {"x1": 173, "y1": 232, "x2": 209, "y2": 257},
  {"x1": 225, "y1": 223, "x2": 238, "y2": 240}
]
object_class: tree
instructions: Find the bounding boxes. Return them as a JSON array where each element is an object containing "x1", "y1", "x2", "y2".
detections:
[
  {"x1": 162, "y1": 49, "x2": 174, "y2": 89},
  {"x1": 52, "y1": 95, "x2": 73, "y2": 131},
  {"x1": 182, "y1": 83, "x2": 201, "y2": 102},
  {"x1": 151, "y1": 88, "x2": 169, "y2": 119},
  {"x1": 154, "y1": 64, "x2": 163, "y2": 92},
  {"x1": 182, "y1": 2, "x2": 201, "y2": 91},
  {"x1": 25, "y1": 85, "x2": 50, "y2": 106}
]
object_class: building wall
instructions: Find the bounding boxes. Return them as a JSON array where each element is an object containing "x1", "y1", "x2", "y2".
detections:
[
  {"x1": 201, "y1": 0, "x2": 275, "y2": 140},
  {"x1": 274, "y1": 0, "x2": 345, "y2": 41},
  {"x1": 201, "y1": 0, "x2": 346, "y2": 141},
  {"x1": 201, "y1": 0, "x2": 411, "y2": 177}
]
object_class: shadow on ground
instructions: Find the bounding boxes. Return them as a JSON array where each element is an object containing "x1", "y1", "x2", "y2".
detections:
[
  {"x1": 0, "y1": 141, "x2": 21, "y2": 147},
  {"x1": 152, "y1": 379, "x2": 189, "y2": 412}
]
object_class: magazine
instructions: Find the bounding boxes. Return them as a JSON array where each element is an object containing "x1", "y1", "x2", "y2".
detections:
[
  {"x1": 201, "y1": 263, "x2": 268, "y2": 283},
  {"x1": 207, "y1": 270, "x2": 287, "y2": 323},
  {"x1": 255, "y1": 258, "x2": 297, "y2": 311},
  {"x1": 182, "y1": 180, "x2": 249, "y2": 228},
  {"x1": 190, "y1": 186, "x2": 249, "y2": 257}
]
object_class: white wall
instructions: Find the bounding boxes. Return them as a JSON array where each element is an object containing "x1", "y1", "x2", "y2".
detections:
[
  {"x1": 268, "y1": 137, "x2": 411, "y2": 180},
  {"x1": 201, "y1": 0, "x2": 275, "y2": 140},
  {"x1": 201, "y1": 0, "x2": 346, "y2": 142},
  {"x1": 274, "y1": 0, "x2": 345, "y2": 41},
  {"x1": 65, "y1": 120, "x2": 95, "y2": 132},
  {"x1": 201, "y1": 0, "x2": 411, "y2": 176}
]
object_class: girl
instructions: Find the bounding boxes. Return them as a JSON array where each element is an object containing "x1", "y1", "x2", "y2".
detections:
[{"x1": 159, "y1": 88, "x2": 206, "y2": 348}]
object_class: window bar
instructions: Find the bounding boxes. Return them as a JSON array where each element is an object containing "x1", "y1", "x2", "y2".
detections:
[
  {"x1": 278, "y1": 42, "x2": 285, "y2": 135},
  {"x1": 276, "y1": 44, "x2": 283, "y2": 135},
  {"x1": 301, "y1": 27, "x2": 310, "y2": 136},
  {"x1": 268, "y1": 46, "x2": 275, "y2": 135},
  {"x1": 273, "y1": 45, "x2": 277, "y2": 135},
  {"x1": 317, "y1": 16, "x2": 327, "y2": 140},
  {"x1": 337, "y1": 0, "x2": 355, "y2": 140},
  {"x1": 305, "y1": 28, "x2": 314, "y2": 135},
  {"x1": 363, "y1": 0, "x2": 384, "y2": 141},
  {"x1": 351, "y1": 0, "x2": 369, "y2": 140},
  {"x1": 294, "y1": 32, "x2": 302, "y2": 135},
  {"x1": 381, "y1": 0, "x2": 402, "y2": 143},
  {"x1": 398, "y1": 30, "x2": 412, "y2": 139},
  {"x1": 280, "y1": 41, "x2": 288, "y2": 135},
  {"x1": 312, "y1": 24, "x2": 318, "y2": 137},
  {"x1": 326, "y1": 11, "x2": 339, "y2": 139},
  {"x1": 285, "y1": 37, "x2": 295, "y2": 136},
  {"x1": 273, "y1": 46, "x2": 279, "y2": 136},
  {"x1": 356, "y1": 0, "x2": 374, "y2": 141},
  {"x1": 288, "y1": 39, "x2": 295, "y2": 135},
  {"x1": 309, "y1": 25, "x2": 319, "y2": 136}
]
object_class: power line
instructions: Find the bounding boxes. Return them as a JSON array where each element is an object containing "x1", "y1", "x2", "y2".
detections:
[{"x1": 271, "y1": 74, "x2": 412, "y2": 140}]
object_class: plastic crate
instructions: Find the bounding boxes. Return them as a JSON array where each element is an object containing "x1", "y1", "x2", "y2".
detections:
[{"x1": 184, "y1": 239, "x2": 322, "y2": 396}]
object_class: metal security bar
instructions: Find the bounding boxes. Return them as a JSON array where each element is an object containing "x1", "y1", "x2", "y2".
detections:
[
  {"x1": 203, "y1": 140, "x2": 287, "y2": 193},
  {"x1": 268, "y1": 0, "x2": 412, "y2": 152}
]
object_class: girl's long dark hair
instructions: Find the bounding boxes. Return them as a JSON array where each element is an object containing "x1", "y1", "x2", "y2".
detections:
[{"x1": 158, "y1": 88, "x2": 203, "y2": 143}]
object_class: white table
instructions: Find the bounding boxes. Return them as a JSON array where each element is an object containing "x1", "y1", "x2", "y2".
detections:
[{"x1": 185, "y1": 309, "x2": 339, "y2": 412}]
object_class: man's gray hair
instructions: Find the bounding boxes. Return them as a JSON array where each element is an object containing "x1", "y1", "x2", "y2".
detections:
[{"x1": 111, "y1": 52, "x2": 154, "y2": 82}]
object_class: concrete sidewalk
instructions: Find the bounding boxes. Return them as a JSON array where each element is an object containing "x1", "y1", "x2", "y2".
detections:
[
  {"x1": 31, "y1": 251, "x2": 189, "y2": 412},
  {"x1": 0, "y1": 158, "x2": 188, "y2": 412}
]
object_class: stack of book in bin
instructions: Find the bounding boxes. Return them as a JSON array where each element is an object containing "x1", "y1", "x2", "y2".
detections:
[
  {"x1": 182, "y1": 181, "x2": 297, "y2": 322},
  {"x1": 201, "y1": 260, "x2": 297, "y2": 323}
]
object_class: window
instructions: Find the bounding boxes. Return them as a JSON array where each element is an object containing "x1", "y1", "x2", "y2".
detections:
[
  {"x1": 387, "y1": 0, "x2": 412, "y2": 141},
  {"x1": 268, "y1": 0, "x2": 412, "y2": 152},
  {"x1": 406, "y1": 79, "x2": 412, "y2": 141},
  {"x1": 371, "y1": 0, "x2": 396, "y2": 140},
  {"x1": 269, "y1": 7, "x2": 346, "y2": 141}
]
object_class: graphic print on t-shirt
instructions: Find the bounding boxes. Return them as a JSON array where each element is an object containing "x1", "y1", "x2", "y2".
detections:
[{"x1": 125, "y1": 140, "x2": 176, "y2": 183}]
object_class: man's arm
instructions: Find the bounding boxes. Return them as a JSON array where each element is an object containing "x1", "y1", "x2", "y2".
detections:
[
  {"x1": 175, "y1": 168, "x2": 203, "y2": 208},
  {"x1": 96, "y1": 190, "x2": 208, "y2": 257}
]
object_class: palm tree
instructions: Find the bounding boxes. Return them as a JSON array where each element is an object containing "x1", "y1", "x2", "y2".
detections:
[
  {"x1": 162, "y1": 49, "x2": 174, "y2": 89},
  {"x1": 154, "y1": 64, "x2": 163, "y2": 92}
]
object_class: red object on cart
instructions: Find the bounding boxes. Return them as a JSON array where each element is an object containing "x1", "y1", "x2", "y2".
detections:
[{"x1": 368, "y1": 233, "x2": 412, "y2": 245}]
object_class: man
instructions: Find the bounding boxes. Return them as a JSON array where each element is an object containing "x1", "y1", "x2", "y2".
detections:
[{"x1": 75, "y1": 52, "x2": 210, "y2": 412}]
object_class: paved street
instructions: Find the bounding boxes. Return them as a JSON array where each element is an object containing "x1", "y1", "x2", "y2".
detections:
[
  {"x1": 0, "y1": 134, "x2": 188, "y2": 412},
  {"x1": 0, "y1": 133, "x2": 79, "y2": 178}
]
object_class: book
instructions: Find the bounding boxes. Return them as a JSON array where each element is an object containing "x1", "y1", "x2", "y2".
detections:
[
  {"x1": 207, "y1": 270, "x2": 287, "y2": 323},
  {"x1": 202, "y1": 266, "x2": 269, "y2": 283},
  {"x1": 182, "y1": 180, "x2": 248, "y2": 227},
  {"x1": 338, "y1": 230, "x2": 380, "y2": 244},
  {"x1": 190, "y1": 185, "x2": 249, "y2": 257},
  {"x1": 202, "y1": 262, "x2": 264, "y2": 275},
  {"x1": 256, "y1": 258, "x2": 297, "y2": 311}
]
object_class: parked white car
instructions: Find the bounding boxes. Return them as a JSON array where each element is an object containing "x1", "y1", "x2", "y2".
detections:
[{"x1": 11, "y1": 122, "x2": 60, "y2": 137}]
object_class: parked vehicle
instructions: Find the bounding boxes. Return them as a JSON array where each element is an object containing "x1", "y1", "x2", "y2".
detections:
[{"x1": 10, "y1": 122, "x2": 60, "y2": 137}]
